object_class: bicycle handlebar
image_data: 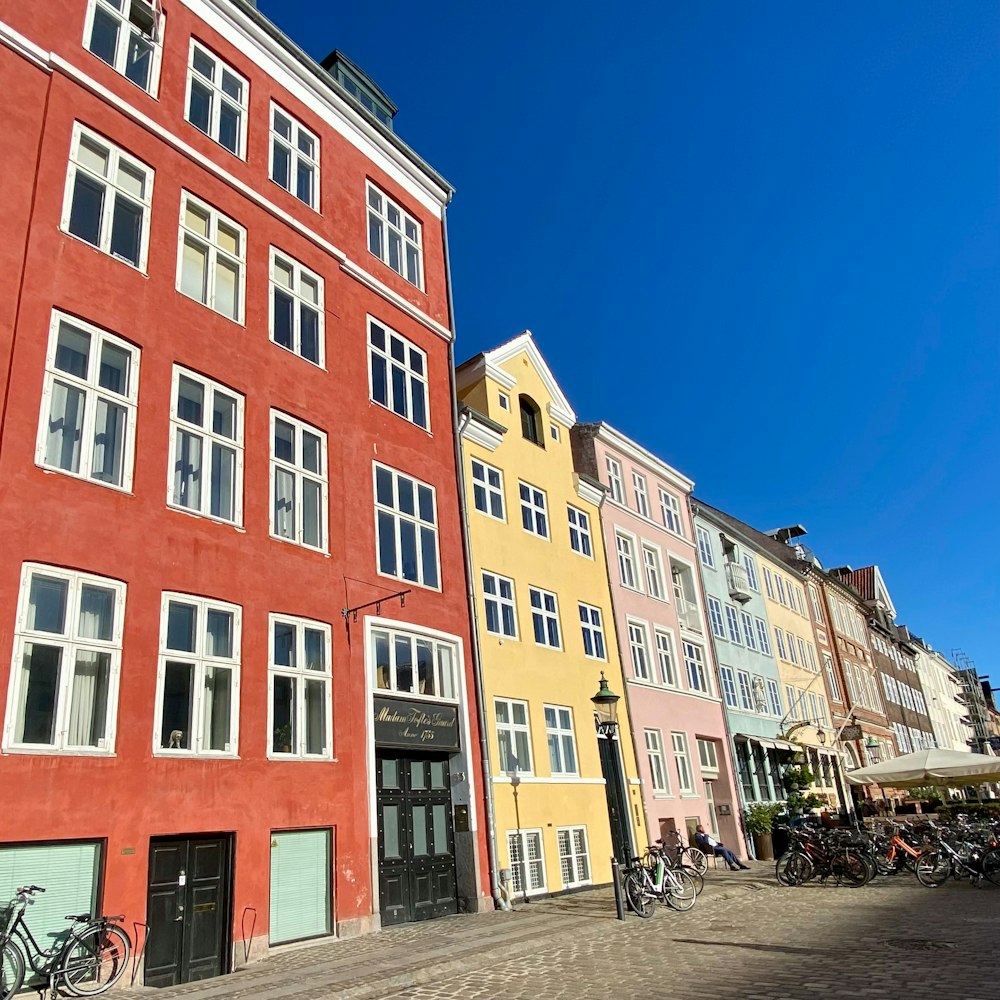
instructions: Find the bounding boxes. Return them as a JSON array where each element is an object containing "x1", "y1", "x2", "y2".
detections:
[{"x1": 15, "y1": 885, "x2": 45, "y2": 896}]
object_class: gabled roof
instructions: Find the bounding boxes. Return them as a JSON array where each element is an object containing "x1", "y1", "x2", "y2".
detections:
[
  {"x1": 456, "y1": 331, "x2": 576, "y2": 426},
  {"x1": 578, "y1": 422, "x2": 694, "y2": 494},
  {"x1": 844, "y1": 565, "x2": 897, "y2": 618}
]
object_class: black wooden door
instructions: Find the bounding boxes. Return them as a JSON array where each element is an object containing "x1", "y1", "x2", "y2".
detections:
[
  {"x1": 145, "y1": 836, "x2": 231, "y2": 988},
  {"x1": 377, "y1": 753, "x2": 457, "y2": 925}
]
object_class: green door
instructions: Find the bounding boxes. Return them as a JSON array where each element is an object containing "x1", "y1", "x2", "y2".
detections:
[
  {"x1": 0, "y1": 842, "x2": 100, "y2": 952},
  {"x1": 269, "y1": 830, "x2": 331, "y2": 944}
]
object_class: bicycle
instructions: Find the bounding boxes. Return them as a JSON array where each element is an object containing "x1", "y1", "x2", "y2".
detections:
[
  {"x1": 773, "y1": 827, "x2": 872, "y2": 888},
  {"x1": 1, "y1": 885, "x2": 131, "y2": 999},
  {"x1": 657, "y1": 835, "x2": 708, "y2": 876},
  {"x1": 622, "y1": 848, "x2": 698, "y2": 917},
  {"x1": 914, "y1": 834, "x2": 1000, "y2": 889}
]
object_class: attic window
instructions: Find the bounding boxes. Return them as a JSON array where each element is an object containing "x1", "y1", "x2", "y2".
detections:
[
  {"x1": 519, "y1": 395, "x2": 543, "y2": 447},
  {"x1": 334, "y1": 66, "x2": 393, "y2": 128}
]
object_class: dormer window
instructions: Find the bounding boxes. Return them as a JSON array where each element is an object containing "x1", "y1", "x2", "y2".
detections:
[{"x1": 519, "y1": 395, "x2": 543, "y2": 446}]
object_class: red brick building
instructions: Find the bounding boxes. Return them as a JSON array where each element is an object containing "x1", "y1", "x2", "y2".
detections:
[{"x1": 0, "y1": 0, "x2": 488, "y2": 982}]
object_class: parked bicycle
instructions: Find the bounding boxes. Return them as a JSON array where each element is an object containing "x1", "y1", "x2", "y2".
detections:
[
  {"x1": 914, "y1": 823, "x2": 1000, "y2": 888},
  {"x1": 1, "y1": 885, "x2": 131, "y2": 1000},
  {"x1": 774, "y1": 826, "x2": 873, "y2": 888},
  {"x1": 658, "y1": 833, "x2": 708, "y2": 876},
  {"x1": 622, "y1": 846, "x2": 698, "y2": 916}
]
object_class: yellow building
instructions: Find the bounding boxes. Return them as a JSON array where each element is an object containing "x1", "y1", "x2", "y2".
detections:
[{"x1": 457, "y1": 333, "x2": 645, "y2": 896}]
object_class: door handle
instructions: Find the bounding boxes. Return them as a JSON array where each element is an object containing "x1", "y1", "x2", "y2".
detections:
[{"x1": 175, "y1": 904, "x2": 184, "y2": 922}]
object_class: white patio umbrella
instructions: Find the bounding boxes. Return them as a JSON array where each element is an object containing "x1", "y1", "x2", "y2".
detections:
[{"x1": 846, "y1": 748, "x2": 1000, "y2": 787}]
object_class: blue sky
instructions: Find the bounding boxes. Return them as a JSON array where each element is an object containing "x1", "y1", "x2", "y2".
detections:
[{"x1": 260, "y1": 1, "x2": 999, "y2": 685}]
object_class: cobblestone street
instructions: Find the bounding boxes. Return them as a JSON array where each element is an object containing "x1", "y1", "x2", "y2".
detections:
[{"x1": 117, "y1": 866, "x2": 1000, "y2": 1000}]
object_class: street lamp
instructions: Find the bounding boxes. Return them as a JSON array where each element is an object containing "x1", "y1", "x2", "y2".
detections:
[
  {"x1": 591, "y1": 672, "x2": 621, "y2": 735},
  {"x1": 590, "y1": 673, "x2": 632, "y2": 866},
  {"x1": 780, "y1": 719, "x2": 827, "y2": 746}
]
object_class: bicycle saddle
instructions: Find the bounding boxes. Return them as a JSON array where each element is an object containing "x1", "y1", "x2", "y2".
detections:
[{"x1": 64, "y1": 913, "x2": 91, "y2": 921}]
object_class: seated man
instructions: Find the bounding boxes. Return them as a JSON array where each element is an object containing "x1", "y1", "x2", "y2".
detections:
[{"x1": 693, "y1": 824, "x2": 749, "y2": 871}]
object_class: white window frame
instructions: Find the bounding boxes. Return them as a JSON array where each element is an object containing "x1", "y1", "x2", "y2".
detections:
[
  {"x1": 528, "y1": 586, "x2": 561, "y2": 649},
  {"x1": 557, "y1": 826, "x2": 591, "y2": 888},
  {"x1": 740, "y1": 610, "x2": 758, "y2": 650},
  {"x1": 154, "y1": 592, "x2": 241, "y2": 758},
  {"x1": 167, "y1": 366, "x2": 245, "y2": 525},
  {"x1": 508, "y1": 829, "x2": 546, "y2": 896},
  {"x1": 719, "y1": 665, "x2": 738, "y2": 708},
  {"x1": 654, "y1": 628, "x2": 679, "y2": 687},
  {"x1": 736, "y1": 669, "x2": 754, "y2": 711},
  {"x1": 269, "y1": 102, "x2": 320, "y2": 209},
  {"x1": 724, "y1": 604, "x2": 742, "y2": 644},
  {"x1": 368, "y1": 317, "x2": 429, "y2": 430},
  {"x1": 544, "y1": 705, "x2": 579, "y2": 776},
  {"x1": 616, "y1": 531, "x2": 640, "y2": 591},
  {"x1": 269, "y1": 248, "x2": 325, "y2": 367},
  {"x1": 367, "y1": 182, "x2": 423, "y2": 288},
  {"x1": 632, "y1": 472, "x2": 650, "y2": 518},
  {"x1": 763, "y1": 566, "x2": 775, "y2": 599},
  {"x1": 470, "y1": 458, "x2": 505, "y2": 521},
  {"x1": 61, "y1": 122, "x2": 153, "y2": 271},
  {"x1": 606, "y1": 456, "x2": 625, "y2": 503},
  {"x1": 518, "y1": 481, "x2": 549, "y2": 539},
  {"x1": 672, "y1": 731, "x2": 695, "y2": 794},
  {"x1": 36, "y1": 311, "x2": 140, "y2": 493},
  {"x1": 696, "y1": 525, "x2": 715, "y2": 567},
  {"x1": 707, "y1": 597, "x2": 726, "y2": 639},
  {"x1": 372, "y1": 625, "x2": 458, "y2": 702},
  {"x1": 641, "y1": 543, "x2": 666, "y2": 601},
  {"x1": 482, "y1": 571, "x2": 518, "y2": 639},
  {"x1": 755, "y1": 618, "x2": 772, "y2": 655},
  {"x1": 578, "y1": 603, "x2": 606, "y2": 660},
  {"x1": 774, "y1": 627, "x2": 787, "y2": 660},
  {"x1": 697, "y1": 738, "x2": 719, "y2": 775},
  {"x1": 176, "y1": 191, "x2": 245, "y2": 322},
  {"x1": 809, "y1": 585, "x2": 825, "y2": 625},
  {"x1": 628, "y1": 619, "x2": 651, "y2": 681},
  {"x1": 83, "y1": 0, "x2": 164, "y2": 97},
  {"x1": 567, "y1": 505, "x2": 593, "y2": 558},
  {"x1": 373, "y1": 463, "x2": 439, "y2": 588},
  {"x1": 267, "y1": 612, "x2": 333, "y2": 759},
  {"x1": 185, "y1": 39, "x2": 248, "y2": 157},
  {"x1": 271, "y1": 410, "x2": 329, "y2": 553},
  {"x1": 659, "y1": 488, "x2": 684, "y2": 537},
  {"x1": 786, "y1": 632, "x2": 798, "y2": 665},
  {"x1": 495, "y1": 697, "x2": 533, "y2": 775},
  {"x1": 763, "y1": 678, "x2": 782, "y2": 716},
  {"x1": 645, "y1": 729, "x2": 670, "y2": 794},
  {"x1": 4, "y1": 563, "x2": 125, "y2": 754},
  {"x1": 743, "y1": 553, "x2": 760, "y2": 591},
  {"x1": 683, "y1": 641, "x2": 711, "y2": 695}
]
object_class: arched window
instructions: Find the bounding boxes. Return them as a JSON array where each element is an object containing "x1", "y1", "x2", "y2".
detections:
[{"x1": 519, "y1": 395, "x2": 543, "y2": 446}]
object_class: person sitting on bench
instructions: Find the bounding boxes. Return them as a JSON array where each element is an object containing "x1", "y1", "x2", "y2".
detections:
[{"x1": 694, "y1": 824, "x2": 749, "y2": 870}]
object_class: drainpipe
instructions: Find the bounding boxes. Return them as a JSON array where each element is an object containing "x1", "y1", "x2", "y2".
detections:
[{"x1": 441, "y1": 203, "x2": 507, "y2": 911}]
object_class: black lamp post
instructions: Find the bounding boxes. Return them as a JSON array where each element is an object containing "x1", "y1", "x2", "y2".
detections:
[{"x1": 591, "y1": 672, "x2": 620, "y2": 737}]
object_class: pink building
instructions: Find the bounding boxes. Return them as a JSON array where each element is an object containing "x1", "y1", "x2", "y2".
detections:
[{"x1": 572, "y1": 424, "x2": 746, "y2": 855}]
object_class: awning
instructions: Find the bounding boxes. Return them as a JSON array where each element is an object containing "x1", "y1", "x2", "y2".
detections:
[
  {"x1": 733, "y1": 734, "x2": 799, "y2": 753},
  {"x1": 771, "y1": 739, "x2": 801, "y2": 753}
]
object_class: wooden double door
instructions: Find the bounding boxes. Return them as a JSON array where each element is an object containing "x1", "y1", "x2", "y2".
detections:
[
  {"x1": 145, "y1": 835, "x2": 231, "y2": 988},
  {"x1": 376, "y1": 752, "x2": 458, "y2": 925}
]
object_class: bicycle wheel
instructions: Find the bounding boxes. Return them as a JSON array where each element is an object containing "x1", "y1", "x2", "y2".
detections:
[
  {"x1": 685, "y1": 847, "x2": 708, "y2": 875},
  {"x1": 1, "y1": 942, "x2": 25, "y2": 1000},
  {"x1": 981, "y1": 846, "x2": 1000, "y2": 887},
  {"x1": 775, "y1": 851, "x2": 812, "y2": 886},
  {"x1": 665, "y1": 868, "x2": 697, "y2": 911},
  {"x1": 678, "y1": 865, "x2": 704, "y2": 895},
  {"x1": 915, "y1": 850, "x2": 950, "y2": 888},
  {"x1": 622, "y1": 870, "x2": 656, "y2": 918},
  {"x1": 59, "y1": 923, "x2": 131, "y2": 996},
  {"x1": 831, "y1": 851, "x2": 870, "y2": 888}
]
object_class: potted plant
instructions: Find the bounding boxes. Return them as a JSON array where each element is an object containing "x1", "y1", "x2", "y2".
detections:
[
  {"x1": 273, "y1": 724, "x2": 293, "y2": 753},
  {"x1": 744, "y1": 802, "x2": 782, "y2": 860}
]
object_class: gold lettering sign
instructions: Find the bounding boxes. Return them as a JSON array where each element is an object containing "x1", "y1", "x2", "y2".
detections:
[{"x1": 373, "y1": 697, "x2": 460, "y2": 750}]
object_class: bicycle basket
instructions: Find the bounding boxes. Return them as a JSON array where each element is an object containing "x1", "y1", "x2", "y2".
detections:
[{"x1": 0, "y1": 904, "x2": 15, "y2": 938}]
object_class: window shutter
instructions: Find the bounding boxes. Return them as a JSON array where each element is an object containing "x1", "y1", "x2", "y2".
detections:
[{"x1": 269, "y1": 829, "x2": 331, "y2": 944}]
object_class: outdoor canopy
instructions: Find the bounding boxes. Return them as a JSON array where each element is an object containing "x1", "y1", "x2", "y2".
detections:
[{"x1": 845, "y1": 748, "x2": 1000, "y2": 787}]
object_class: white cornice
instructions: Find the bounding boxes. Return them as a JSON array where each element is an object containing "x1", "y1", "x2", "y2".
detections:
[
  {"x1": 574, "y1": 475, "x2": 605, "y2": 507},
  {"x1": 0, "y1": 20, "x2": 50, "y2": 69},
  {"x1": 455, "y1": 356, "x2": 518, "y2": 393},
  {"x1": 593, "y1": 423, "x2": 694, "y2": 494},
  {"x1": 459, "y1": 415, "x2": 503, "y2": 453},
  {"x1": 481, "y1": 332, "x2": 576, "y2": 426}
]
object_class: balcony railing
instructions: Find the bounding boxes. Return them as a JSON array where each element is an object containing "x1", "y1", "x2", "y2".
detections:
[
  {"x1": 675, "y1": 597, "x2": 702, "y2": 633},
  {"x1": 725, "y1": 561, "x2": 752, "y2": 604}
]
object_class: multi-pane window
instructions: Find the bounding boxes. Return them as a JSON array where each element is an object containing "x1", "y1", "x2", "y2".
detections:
[
  {"x1": 557, "y1": 827, "x2": 591, "y2": 887},
  {"x1": 84, "y1": 0, "x2": 162, "y2": 94},
  {"x1": 270, "y1": 250, "x2": 323, "y2": 366},
  {"x1": 567, "y1": 505, "x2": 593, "y2": 557},
  {"x1": 672, "y1": 732, "x2": 695, "y2": 793},
  {"x1": 616, "y1": 532, "x2": 639, "y2": 589},
  {"x1": 579, "y1": 604, "x2": 606, "y2": 659},
  {"x1": 641, "y1": 544, "x2": 665, "y2": 600},
  {"x1": 272, "y1": 412, "x2": 328, "y2": 552},
  {"x1": 178, "y1": 192, "x2": 244, "y2": 321},
  {"x1": 508, "y1": 831, "x2": 545, "y2": 895},
  {"x1": 683, "y1": 642, "x2": 710, "y2": 694},
  {"x1": 805, "y1": 641, "x2": 817, "y2": 672},
  {"x1": 483, "y1": 572, "x2": 517, "y2": 638},
  {"x1": 707, "y1": 597, "x2": 726, "y2": 639},
  {"x1": 724, "y1": 605, "x2": 742, "y2": 644},
  {"x1": 654, "y1": 629, "x2": 678, "y2": 686},
  {"x1": 186, "y1": 41, "x2": 247, "y2": 156},
  {"x1": 743, "y1": 554, "x2": 760, "y2": 591},
  {"x1": 763, "y1": 566, "x2": 775, "y2": 599},
  {"x1": 786, "y1": 632, "x2": 798, "y2": 665},
  {"x1": 773, "y1": 627, "x2": 787, "y2": 660},
  {"x1": 369, "y1": 319, "x2": 428, "y2": 429},
  {"x1": 367, "y1": 183, "x2": 422, "y2": 287},
  {"x1": 628, "y1": 620, "x2": 651, "y2": 681},
  {"x1": 269, "y1": 614, "x2": 332, "y2": 757},
  {"x1": 495, "y1": 698, "x2": 531, "y2": 773},
  {"x1": 696, "y1": 525, "x2": 715, "y2": 568},
  {"x1": 775, "y1": 575, "x2": 788, "y2": 606},
  {"x1": 785, "y1": 684, "x2": 799, "y2": 720},
  {"x1": 373, "y1": 627, "x2": 456, "y2": 699},
  {"x1": 632, "y1": 473, "x2": 650, "y2": 517},
  {"x1": 645, "y1": 730, "x2": 669, "y2": 793},
  {"x1": 740, "y1": 611, "x2": 758, "y2": 650},
  {"x1": 374, "y1": 464, "x2": 438, "y2": 586},
  {"x1": 766, "y1": 678, "x2": 783, "y2": 716},
  {"x1": 606, "y1": 456, "x2": 625, "y2": 503},
  {"x1": 755, "y1": 618, "x2": 772, "y2": 655},
  {"x1": 62, "y1": 124, "x2": 152, "y2": 270},
  {"x1": 157, "y1": 594, "x2": 240, "y2": 755},
  {"x1": 4, "y1": 564, "x2": 124, "y2": 752},
  {"x1": 519, "y1": 482, "x2": 549, "y2": 539},
  {"x1": 471, "y1": 459, "x2": 505, "y2": 520},
  {"x1": 809, "y1": 586, "x2": 825, "y2": 625},
  {"x1": 697, "y1": 739, "x2": 719, "y2": 773},
  {"x1": 719, "y1": 665, "x2": 738, "y2": 708},
  {"x1": 544, "y1": 706, "x2": 578, "y2": 775},
  {"x1": 168, "y1": 368, "x2": 243, "y2": 524},
  {"x1": 270, "y1": 104, "x2": 319, "y2": 208},
  {"x1": 529, "y1": 588, "x2": 561, "y2": 648},
  {"x1": 37, "y1": 312, "x2": 139, "y2": 491},
  {"x1": 736, "y1": 670, "x2": 754, "y2": 711},
  {"x1": 659, "y1": 489, "x2": 684, "y2": 536}
]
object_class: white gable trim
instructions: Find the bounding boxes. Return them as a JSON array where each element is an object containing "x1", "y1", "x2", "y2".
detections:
[{"x1": 481, "y1": 331, "x2": 576, "y2": 426}]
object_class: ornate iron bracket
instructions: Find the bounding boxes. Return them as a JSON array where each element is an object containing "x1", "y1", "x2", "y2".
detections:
[{"x1": 342, "y1": 589, "x2": 411, "y2": 624}]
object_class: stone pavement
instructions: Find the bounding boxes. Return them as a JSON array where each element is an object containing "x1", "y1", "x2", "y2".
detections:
[{"x1": 118, "y1": 862, "x2": 1000, "y2": 1000}]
